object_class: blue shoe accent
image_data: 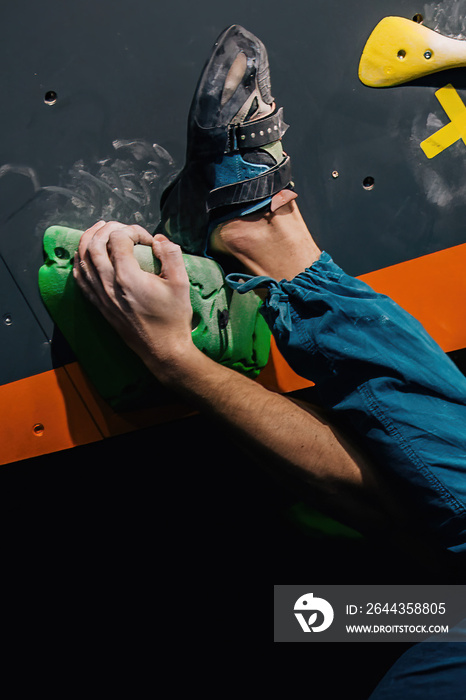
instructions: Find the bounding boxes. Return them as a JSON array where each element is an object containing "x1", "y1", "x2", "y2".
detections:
[{"x1": 213, "y1": 152, "x2": 270, "y2": 189}]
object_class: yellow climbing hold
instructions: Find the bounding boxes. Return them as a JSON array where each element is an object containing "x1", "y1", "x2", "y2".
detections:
[{"x1": 359, "y1": 16, "x2": 466, "y2": 88}]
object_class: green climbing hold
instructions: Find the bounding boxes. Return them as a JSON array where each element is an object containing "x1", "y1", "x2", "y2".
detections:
[{"x1": 39, "y1": 225, "x2": 271, "y2": 410}]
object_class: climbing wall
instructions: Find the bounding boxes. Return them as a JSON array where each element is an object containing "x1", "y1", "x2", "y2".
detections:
[{"x1": 1, "y1": 0, "x2": 466, "y2": 464}]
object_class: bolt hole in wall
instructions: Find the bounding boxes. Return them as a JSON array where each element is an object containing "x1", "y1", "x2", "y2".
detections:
[
  {"x1": 331, "y1": 173, "x2": 374, "y2": 189},
  {"x1": 44, "y1": 90, "x2": 57, "y2": 105},
  {"x1": 33, "y1": 423, "x2": 45, "y2": 436},
  {"x1": 54, "y1": 247, "x2": 70, "y2": 260},
  {"x1": 413, "y1": 13, "x2": 424, "y2": 23}
]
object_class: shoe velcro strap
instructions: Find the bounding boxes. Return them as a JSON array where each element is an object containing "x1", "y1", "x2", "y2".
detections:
[
  {"x1": 225, "y1": 107, "x2": 289, "y2": 152},
  {"x1": 206, "y1": 155, "x2": 292, "y2": 211}
]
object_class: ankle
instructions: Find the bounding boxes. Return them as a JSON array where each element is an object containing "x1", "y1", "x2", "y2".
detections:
[{"x1": 210, "y1": 198, "x2": 321, "y2": 279}]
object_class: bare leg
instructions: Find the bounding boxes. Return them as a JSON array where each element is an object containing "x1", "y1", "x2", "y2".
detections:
[{"x1": 211, "y1": 197, "x2": 320, "y2": 279}]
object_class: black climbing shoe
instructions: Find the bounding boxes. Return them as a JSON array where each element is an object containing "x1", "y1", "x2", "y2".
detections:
[{"x1": 157, "y1": 24, "x2": 293, "y2": 256}]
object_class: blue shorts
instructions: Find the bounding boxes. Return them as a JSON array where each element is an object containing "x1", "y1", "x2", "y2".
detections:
[{"x1": 227, "y1": 252, "x2": 466, "y2": 555}]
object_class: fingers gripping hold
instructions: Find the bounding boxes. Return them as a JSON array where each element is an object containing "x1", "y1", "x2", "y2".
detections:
[
  {"x1": 152, "y1": 235, "x2": 188, "y2": 286},
  {"x1": 75, "y1": 221, "x2": 151, "y2": 295},
  {"x1": 72, "y1": 221, "x2": 195, "y2": 369}
]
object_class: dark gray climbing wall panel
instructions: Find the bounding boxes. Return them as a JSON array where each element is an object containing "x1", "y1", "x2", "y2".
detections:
[{"x1": 1, "y1": 0, "x2": 466, "y2": 386}]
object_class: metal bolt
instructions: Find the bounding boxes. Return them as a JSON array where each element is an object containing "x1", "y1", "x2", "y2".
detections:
[
  {"x1": 3, "y1": 314, "x2": 12, "y2": 325},
  {"x1": 424, "y1": 50, "x2": 432, "y2": 59},
  {"x1": 332, "y1": 170, "x2": 339, "y2": 179}
]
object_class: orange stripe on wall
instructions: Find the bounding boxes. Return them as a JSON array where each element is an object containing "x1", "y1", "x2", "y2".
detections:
[
  {"x1": 360, "y1": 242, "x2": 466, "y2": 354},
  {"x1": 0, "y1": 363, "x2": 196, "y2": 466},
  {"x1": 0, "y1": 367, "x2": 103, "y2": 466}
]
